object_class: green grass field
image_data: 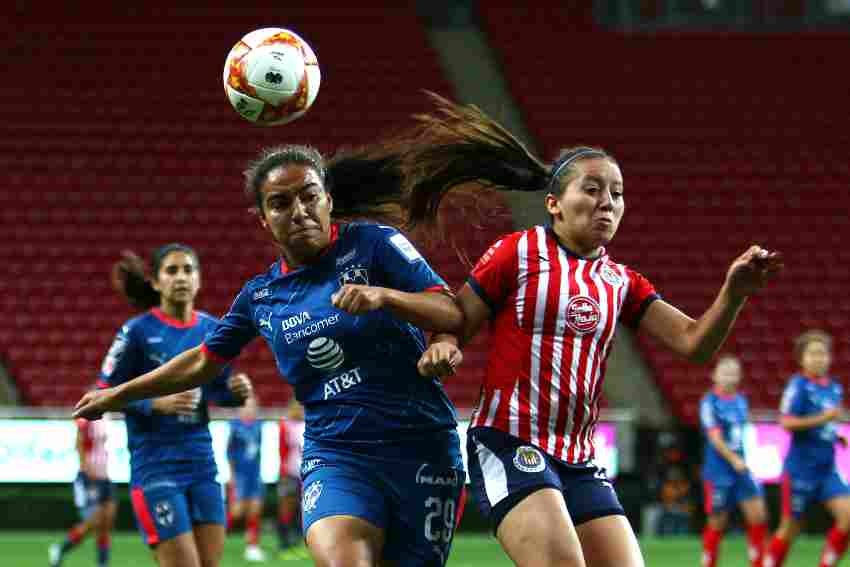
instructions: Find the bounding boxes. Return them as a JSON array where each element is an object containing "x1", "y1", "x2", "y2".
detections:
[{"x1": 0, "y1": 532, "x2": 830, "y2": 566}]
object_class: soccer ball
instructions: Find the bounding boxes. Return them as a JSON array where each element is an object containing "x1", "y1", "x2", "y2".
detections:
[{"x1": 223, "y1": 28, "x2": 321, "y2": 126}]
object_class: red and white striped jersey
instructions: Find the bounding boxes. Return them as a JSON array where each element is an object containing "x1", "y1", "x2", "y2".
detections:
[
  {"x1": 279, "y1": 418, "x2": 305, "y2": 478},
  {"x1": 77, "y1": 416, "x2": 110, "y2": 479},
  {"x1": 468, "y1": 226, "x2": 658, "y2": 464}
]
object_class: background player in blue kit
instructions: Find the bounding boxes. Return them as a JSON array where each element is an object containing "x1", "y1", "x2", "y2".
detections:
[
  {"x1": 699, "y1": 355, "x2": 767, "y2": 567},
  {"x1": 226, "y1": 393, "x2": 266, "y2": 562},
  {"x1": 100, "y1": 245, "x2": 253, "y2": 567},
  {"x1": 765, "y1": 330, "x2": 850, "y2": 567},
  {"x1": 75, "y1": 145, "x2": 467, "y2": 567}
]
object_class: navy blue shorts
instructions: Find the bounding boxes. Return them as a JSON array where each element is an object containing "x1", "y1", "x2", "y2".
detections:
[
  {"x1": 703, "y1": 471, "x2": 763, "y2": 515},
  {"x1": 782, "y1": 466, "x2": 850, "y2": 519},
  {"x1": 467, "y1": 426, "x2": 624, "y2": 532},
  {"x1": 301, "y1": 449, "x2": 464, "y2": 566},
  {"x1": 232, "y1": 470, "x2": 265, "y2": 501},
  {"x1": 72, "y1": 473, "x2": 114, "y2": 520},
  {"x1": 130, "y1": 476, "x2": 224, "y2": 546}
]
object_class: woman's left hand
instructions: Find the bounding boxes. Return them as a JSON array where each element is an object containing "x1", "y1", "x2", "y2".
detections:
[
  {"x1": 228, "y1": 372, "x2": 254, "y2": 401},
  {"x1": 725, "y1": 245, "x2": 784, "y2": 300},
  {"x1": 331, "y1": 285, "x2": 387, "y2": 314}
]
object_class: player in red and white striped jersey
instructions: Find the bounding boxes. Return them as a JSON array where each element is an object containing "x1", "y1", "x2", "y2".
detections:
[
  {"x1": 409, "y1": 99, "x2": 782, "y2": 567},
  {"x1": 49, "y1": 410, "x2": 116, "y2": 567}
]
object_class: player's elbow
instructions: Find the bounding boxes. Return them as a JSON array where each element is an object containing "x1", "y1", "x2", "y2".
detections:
[{"x1": 779, "y1": 415, "x2": 796, "y2": 431}]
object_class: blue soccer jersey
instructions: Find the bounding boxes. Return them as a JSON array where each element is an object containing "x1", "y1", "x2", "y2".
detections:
[
  {"x1": 203, "y1": 222, "x2": 461, "y2": 464},
  {"x1": 99, "y1": 308, "x2": 239, "y2": 484},
  {"x1": 781, "y1": 373, "x2": 843, "y2": 472},
  {"x1": 700, "y1": 390, "x2": 750, "y2": 482},
  {"x1": 227, "y1": 418, "x2": 262, "y2": 479}
]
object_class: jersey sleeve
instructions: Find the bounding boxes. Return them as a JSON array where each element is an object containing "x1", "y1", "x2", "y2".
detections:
[
  {"x1": 780, "y1": 378, "x2": 806, "y2": 416},
  {"x1": 699, "y1": 396, "x2": 719, "y2": 433},
  {"x1": 99, "y1": 322, "x2": 153, "y2": 416},
  {"x1": 202, "y1": 285, "x2": 259, "y2": 363},
  {"x1": 372, "y1": 226, "x2": 450, "y2": 294},
  {"x1": 467, "y1": 235, "x2": 517, "y2": 312},
  {"x1": 620, "y1": 267, "x2": 660, "y2": 328}
]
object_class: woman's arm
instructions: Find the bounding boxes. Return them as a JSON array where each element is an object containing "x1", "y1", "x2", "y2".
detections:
[
  {"x1": 780, "y1": 407, "x2": 839, "y2": 431},
  {"x1": 417, "y1": 283, "x2": 493, "y2": 377},
  {"x1": 332, "y1": 285, "x2": 463, "y2": 333},
  {"x1": 706, "y1": 429, "x2": 747, "y2": 472},
  {"x1": 639, "y1": 246, "x2": 782, "y2": 364},
  {"x1": 74, "y1": 346, "x2": 224, "y2": 419}
]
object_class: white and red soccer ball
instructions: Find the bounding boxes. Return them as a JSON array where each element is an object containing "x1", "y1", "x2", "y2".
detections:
[{"x1": 223, "y1": 28, "x2": 321, "y2": 126}]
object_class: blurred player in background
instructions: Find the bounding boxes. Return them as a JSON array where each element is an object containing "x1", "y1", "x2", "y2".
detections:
[
  {"x1": 226, "y1": 392, "x2": 266, "y2": 562},
  {"x1": 764, "y1": 330, "x2": 850, "y2": 567},
  {"x1": 49, "y1": 405, "x2": 116, "y2": 567},
  {"x1": 699, "y1": 355, "x2": 767, "y2": 567},
  {"x1": 75, "y1": 146, "x2": 468, "y2": 567},
  {"x1": 406, "y1": 97, "x2": 782, "y2": 567},
  {"x1": 277, "y1": 398, "x2": 305, "y2": 558},
  {"x1": 99, "y1": 245, "x2": 253, "y2": 567}
]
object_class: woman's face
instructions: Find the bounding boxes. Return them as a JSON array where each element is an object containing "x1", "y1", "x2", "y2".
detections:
[
  {"x1": 545, "y1": 157, "x2": 624, "y2": 254},
  {"x1": 801, "y1": 340, "x2": 831, "y2": 377},
  {"x1": 152, "y1": 251, "x2": 200, "y2": 306},
  {"x1": 713, "y1": 358, "x2": 742, "y2": 390},
  {"x1": 258, "y1": 163, "x2": 333, "y2": 264}
]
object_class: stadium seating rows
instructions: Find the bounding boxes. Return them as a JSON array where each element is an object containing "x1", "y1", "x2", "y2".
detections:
[{"x1": 0, "y1": 3, "x2": 513, "y2": 409}]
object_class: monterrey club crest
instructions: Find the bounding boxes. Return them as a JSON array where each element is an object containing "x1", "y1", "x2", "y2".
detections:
[
  {"x1": 302, "y1": 480, "x2": 323, "y2": 514},
  {"x1": 565, "y1": 296, "x2": 601, "y2": 335},
  {"x1": 513, "y1": 446, "x2": 546, "y2": 473}
]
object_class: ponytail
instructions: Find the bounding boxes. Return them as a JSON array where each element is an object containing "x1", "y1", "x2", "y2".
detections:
[{"x1": 110, "y1": 250, "x2": 159, "y2": 309}]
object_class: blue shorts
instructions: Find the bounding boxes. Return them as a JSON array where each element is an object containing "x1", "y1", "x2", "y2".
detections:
[
  {"x1": 702, "y1": 472, "x2": 763, "y2": 515},
  {"x1": 130, "y1": 476, "x2": 225, "y2": 546},
  {"x1": 72, "y1": 473, "x2": 114, "y2": 520},
  {"x1": 467, "y1": 426, "x2": 624, "y2": 532},
  {"x1": 232, "y1": 470, "x2": 264, "y2": 501},
  {"x1": 782, "y1": 466, "x2": 850, "y2": 519},
  {"x1": 301, "y1": 449, "x2": 464, "y2": 566}
]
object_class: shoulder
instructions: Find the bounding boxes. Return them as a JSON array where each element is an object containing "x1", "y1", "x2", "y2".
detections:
[
  {"x1": 196, "y1": 311, "x2": 221, "y2": 327},
  {"x1": 119, "y1": 312, "x2": 154, "y2": 339},
  {"x1": 342, "y1": 221, "x2": 396, "y2": 242}
]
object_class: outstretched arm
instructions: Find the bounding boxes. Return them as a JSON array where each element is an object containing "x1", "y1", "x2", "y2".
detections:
[
  {"x1": 639, "y1": 245, "x2": 783, "y2": 364},
  {"x1": 74, "y1": 346, "x2": 225, "y2": 419}
]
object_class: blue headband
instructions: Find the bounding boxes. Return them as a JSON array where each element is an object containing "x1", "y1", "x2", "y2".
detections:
[{"x1": 549, "y1": 149, "x2": 606, "y2": 183}]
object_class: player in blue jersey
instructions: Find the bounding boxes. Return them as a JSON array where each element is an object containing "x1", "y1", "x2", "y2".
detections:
[
  {"x1": 100, "y1": 245, "x2": 253, "y2": 567},
  {"x1": 699, "y1": 355, "x2": 767, "y2": 567},
  {"x1": 226, "y1": 393, "x2": 266, "y2": 562},
  {"x1": 765, "y1": 330, "x2": 850, "y2": 567},
  {"x1": 75, "y1": 145, "x2": 467, "y2": 567}
]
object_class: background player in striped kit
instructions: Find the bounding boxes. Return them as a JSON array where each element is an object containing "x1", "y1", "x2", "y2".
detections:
[
  {"x1": 699, "y1": 355, "x2": 767, "y2": 567},
  {"x1": 226, "y1": 392, "x2": 266, "y2": 562},
  {"x1": 764, "y1": 330, "x2": 850, "y2": 567},
  {"x1": 277, "y1": 399, "x2": 305, "y2": 557},
  {"x1": 74, "y1": 145, "x2": 469, "y2": 567},
  {"x1": 49, "y1": 403, "x2": 116, "y2": 567},
  {"x1": 99, "y1": 245, "x2": 253, "y2": 567},
  {"x1": 407, "y1": 98, "x2": 783, "y2": 567}
]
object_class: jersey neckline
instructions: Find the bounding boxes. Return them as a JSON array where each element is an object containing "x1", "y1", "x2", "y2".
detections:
[
  {"x1": 543, "y1": 225, "x2": 607, "y2": 261},
  {"x1": 150, "y1": 307, "x2": 199, "y2": 329},
  {"x1": 278, "y1": 223, "x2": 341, "y2": 275}
]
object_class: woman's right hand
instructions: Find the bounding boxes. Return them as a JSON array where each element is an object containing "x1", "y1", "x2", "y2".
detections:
[
  {"x1": 417, "y1": 340, "x2": 463, "y2": 378},
  {"x1": 152, "y1": 391, "x2": 199, "y2": 416},
  {"x1": 73, "y1": 388, "x2": 125, "y2": 420}
]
